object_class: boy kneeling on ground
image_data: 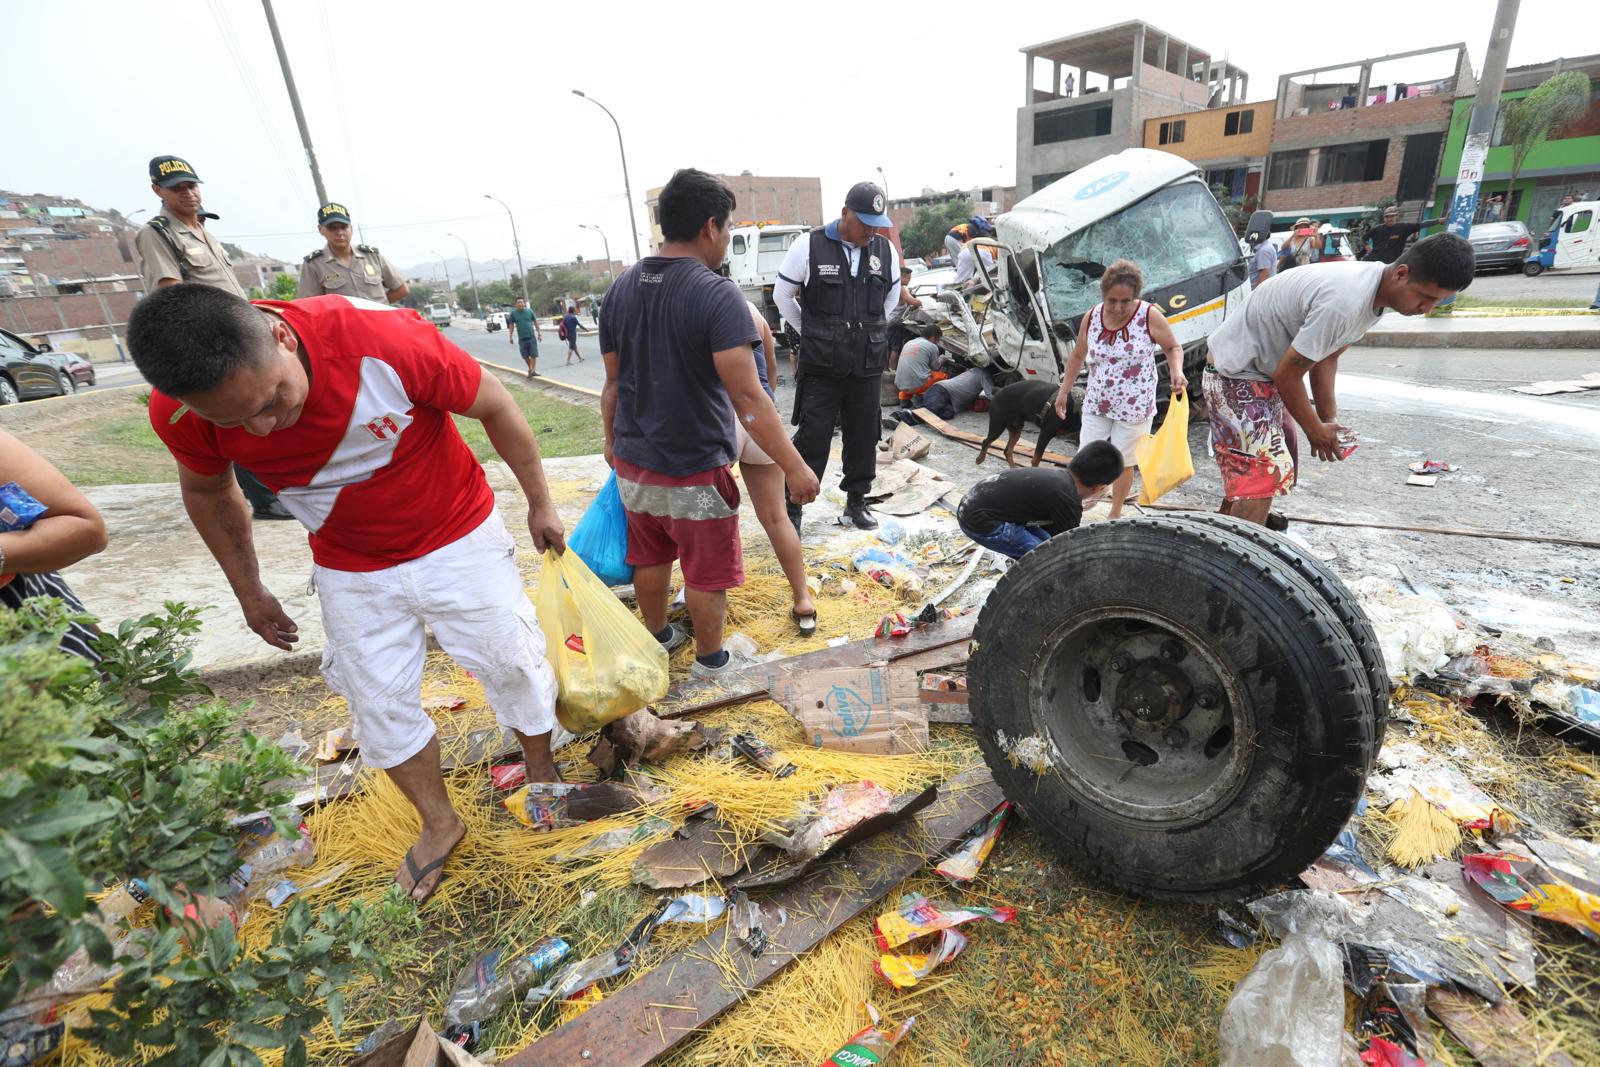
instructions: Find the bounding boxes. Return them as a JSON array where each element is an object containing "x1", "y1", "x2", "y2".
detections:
[{"x1": 955, "y1": 441, "x2": 1123, "y2": 559}]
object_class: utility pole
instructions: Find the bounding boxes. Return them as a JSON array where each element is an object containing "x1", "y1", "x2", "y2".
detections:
[
  {"x1": 447, "y1": 233, "x2": 482, "y2": 317},
  {"x1": 68, "y1": 239, "x2": 126, "y2": 363},
  {"x1": 1445, "y1": 0, "x2": 1520, "y2": 239},
  {"x1": 573, "y1": 91, "x2": 643, "y2": 262},
  {"x1": 484, "y1": 195, "x2": 531, "y2": 305},
  {"x1": 261, "y1": 0, "x2": 329, "y2": 206}
]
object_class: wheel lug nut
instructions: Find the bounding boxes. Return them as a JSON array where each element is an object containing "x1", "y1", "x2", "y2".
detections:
[
  {"x1": 1160, "y1": 640, "x2": 1186, "y2": 662},
  {"x1": 1110, "y1": 653, "x2": 1133, "y2": 673},
  {"x1": 1195, "y1": 687, "x2": 1220, "y2": 709},
  {"x1": 1163, "y1": 726, "x2": 1188, "y2": 746}
]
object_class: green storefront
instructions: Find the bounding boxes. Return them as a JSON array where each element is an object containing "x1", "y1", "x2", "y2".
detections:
[{"x1": 1433, "y1": 79, "x2": 1600, "y2": 231}]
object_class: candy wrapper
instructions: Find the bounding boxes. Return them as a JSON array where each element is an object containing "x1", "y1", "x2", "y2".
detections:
[
  {"x1": 820, "y1": 1002, "x2": 914, "y2": 1067},
  {"x1": 225, "y1": 818, "x2": 316, "y2": 912},
  {"x1": 874, "y1": 927, "x2": 968, "y2": 989},
  {"x1": 502, "y1": 781, "x2": 654, "y2": 832},
  {"x1": 731, "y1": 732, "x2": 797, "y2": 778},
  {"x1": 490, "y1": 761, "x2": 528, "y2": 791},
  {"x1": 1462, "y1": 851, "x2": 1600, "y2": 941},
  {"x1": 0, "y1": 481, "x2": 47, "y2": 531},
  {"x1": 935, "y1": 802, "x2": 1012, "y2": 884},
  {"x1": 873, "y1": 893, "x2": 1016, "y2": 952},
  {"x1": 875, "y1": 612, "x2": 912, "y2": 639}
]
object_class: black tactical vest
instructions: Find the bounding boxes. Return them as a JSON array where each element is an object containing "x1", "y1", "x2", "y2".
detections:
[{"x1": 797, "y1": 227, "x2": 894, "y2": 378}]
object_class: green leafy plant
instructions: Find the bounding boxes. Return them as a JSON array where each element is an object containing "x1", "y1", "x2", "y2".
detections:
[
  {"x1": 899, "y1": 197, "x2": 975, "y2": 259},
  {"x1": 1501, "y1": 72, "x2": 1594, "y2": 196},
  {"x1": 269, "y1": 273, "x2": 298, "y2": 301},
  {"x1": 0, "y1": 600, "x2": 383, "y2": 1065}
]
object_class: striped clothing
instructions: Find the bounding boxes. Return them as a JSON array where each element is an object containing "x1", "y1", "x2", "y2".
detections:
[{"x1": 0, "y1": 570, "x2": 100, "y2": 662}]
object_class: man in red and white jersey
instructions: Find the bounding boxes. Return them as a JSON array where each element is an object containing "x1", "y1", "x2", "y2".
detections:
[{"x1": 127, "y1": 283, "x2": 567, "y2": 904}]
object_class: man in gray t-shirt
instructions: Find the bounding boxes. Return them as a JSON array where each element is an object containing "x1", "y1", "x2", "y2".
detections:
[{"x1": 1202, "y1": 234, "x2": 1476, "y2": 526}]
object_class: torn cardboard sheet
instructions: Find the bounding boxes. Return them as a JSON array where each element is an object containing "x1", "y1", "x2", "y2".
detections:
[
  {"x1": 349, "y1": 1018, "x2": 491, "y2": 1067},
  {"x1": 867, "y1": 458, "x2": 953, "y2": 516},
  {"x1": 632, "y1": 806, "x2": 756, "y2": 889},
  {"x1": 1510, "y1": 373, "x2": 1600, "y2": 396},
  {"x1": 772, "y1": 665, "x2": 929, "y2": 754}
]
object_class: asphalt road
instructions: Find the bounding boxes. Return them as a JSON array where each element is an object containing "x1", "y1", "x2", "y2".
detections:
[{"x1": 1464, "y1": 267, "x2": 1599, "y2": 304}]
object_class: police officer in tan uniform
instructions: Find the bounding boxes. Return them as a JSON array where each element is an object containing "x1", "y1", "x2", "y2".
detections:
[
  {"x1": 296, "y1": 202, "x2": 409, "y2": 303},
  {"x1": 133, "y1": 154, "x2": 292, "y2": 521},
  {"x1": 133, "y1": 155, "x2": 245, "y2": 296}
]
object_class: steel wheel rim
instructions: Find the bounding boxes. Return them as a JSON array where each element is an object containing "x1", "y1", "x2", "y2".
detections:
[{"x1": 1026, "y1": 605, "x2": 1255, "y2": 826}]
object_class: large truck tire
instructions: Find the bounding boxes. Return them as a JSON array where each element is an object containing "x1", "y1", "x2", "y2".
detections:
[
  {"x1": 967, "y1": 516, "x2": 1379, "y2": 901},
  {"x1": 1178, "y1": 513, "x2": 1389, "y2": 748}
]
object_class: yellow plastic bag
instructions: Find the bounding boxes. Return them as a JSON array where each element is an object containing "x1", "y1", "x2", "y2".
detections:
[
  {"x1": 1134, "y1": 390, "x2": 1195, "y2": 505},
  {"x1": 534, "y1": 548, "x2": 669, "y2": 733}
]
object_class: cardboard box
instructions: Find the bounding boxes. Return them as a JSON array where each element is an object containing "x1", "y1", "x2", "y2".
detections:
[
  {"x1": 772, "y1": 665, "x2": 928, "y2": 754},
  {"x1": 348, "y1": 1020, "x2": 489, "y2": 1067}
]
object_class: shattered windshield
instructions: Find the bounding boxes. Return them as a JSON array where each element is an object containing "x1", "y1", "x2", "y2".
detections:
[{"x1": 1039, "y1": 181, "x2": 1241, "y2": 320}]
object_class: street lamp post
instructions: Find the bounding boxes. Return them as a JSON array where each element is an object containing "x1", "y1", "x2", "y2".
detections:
[
  {"x1": 578, "y1": 223, "x2": 613, "y2": 283},
  {"x1": 483, "y1": 194, "x2": 530, "y2": 305},
  {"x1": 572, "y1": 90, "x2": 643, "y2": 262},
  {"x1": 876, "y1": 166, "x2": 889, "y2": 200},
  {"x1": 446, "y1": 232, "x2": 482, "y2": 317},
  {"x1": 430, "y1": 251, "x2": 453, "y2": 305}
]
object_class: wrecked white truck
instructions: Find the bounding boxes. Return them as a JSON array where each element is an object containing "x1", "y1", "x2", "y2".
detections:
[{"x1": 916, "y1": 148, "x2": 1260, "y2": 407}]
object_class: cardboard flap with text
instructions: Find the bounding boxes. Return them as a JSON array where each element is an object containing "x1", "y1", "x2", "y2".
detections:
[{"x1": 772, "y1": 665, "x2": 928, "y2": 755}]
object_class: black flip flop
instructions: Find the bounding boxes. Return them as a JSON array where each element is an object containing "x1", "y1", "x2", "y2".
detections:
[
  {"x1": 397, "y1": 838, "x2": 460, "y2": 904},
  {"x1": 792, "y1": 608, "x2": 818, "y2": 636}
]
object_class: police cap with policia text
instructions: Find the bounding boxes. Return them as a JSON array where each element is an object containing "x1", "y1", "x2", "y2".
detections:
[
  {"x1": 318, "y1": 202, "x2": 353, "y2": 226},
  {"x1": 149, "y1": 155, "x2": 202, "y2": 187}
]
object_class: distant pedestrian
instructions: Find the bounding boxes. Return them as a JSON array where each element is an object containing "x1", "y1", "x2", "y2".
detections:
[
  {"x1": 599, "y1": 168, "x2": 818, "y2": 677},
  {"x1": 955, "y1": 442, "x2": 1123, "y2": 560},
  {"x1": 1052, "y1": 259, "x2": 1187, "y2": 519},
  {"x1": 296, "y1": 202, "x2": 408, "y2": 304},
  {"x1": 1482, "y1": 193, "x2": 1504, "y2": 223},
  {"x1": 774, "y1": 180, "x2": 901, "y2": 532},
  {"x1": 1248, "y1": 223, "x2": 1277, "y2": 289},
  {"x1": 1204, "y1": 234, "x2": 1475, "y2": 527},
  {"x1": 507, "y1": 296, "x2": 543, "y2": 378},
  {"x1": 133, "y1": 154, "x2": 291, "y2": 522},
  {"x1": 561, "y1": 306, "x2": 583, "y2": 364},
  {"x1": 591, "y1": 295, "x2": 602, "y2": 326},
  {"x1": 1363, "y1": 206, "x2": 1443, "y2": 264},
  {"x1": 1279, "y1": 218, "x2": 1322, "y2": 272}
]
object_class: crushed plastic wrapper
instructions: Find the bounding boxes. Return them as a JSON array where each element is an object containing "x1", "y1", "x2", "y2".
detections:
[
  {"x1": 728, "y1": 890, "x2": 787, "y2": 957},
  {"x1": 874, "y1": 927, "x2": 967, "y2": 989},
  {"x1": 490, "y1": 761, "x2": 528, "y2": 791},
  {"x1": 820, "y1": 1002, "x2": 914, "y2": 1067},
  {"x1": 730, "y1": 732, "x2": 797, "y2": 778},
  {"x1": 525, "y1": 900, "x2": 669, "y2": 1009},
  {"x1": 550, "y1": 817, "x2": 673, "y2": 864},
  {"x1": 225, "y1": 818, "x2": 315, "y2": 912},
  {"x1": 873, "y1": 893, "x2": 1016, "y2": 952},
  {"x1": 935, "y1": 802, "x2": 1011, "y2": 883},
  {"x1": 1360, "y1": 1037, "x2": 1427, "y2": 1067},
  {"x1": 1462, "y1": 850, "x2": 1600, "y2": 941},
  {"x1": 442, "y1": 937, "x2": 572, "y2": 1047},
  {"x1": 1219, "y1": 933, "x2": 1346, "y2": 1067},
  {"x1": 875, "y1": 612, "x2": 912, "y2": 639},
  {"x1": 503, "y1": 780, "x2": 658, "y2": 832}
]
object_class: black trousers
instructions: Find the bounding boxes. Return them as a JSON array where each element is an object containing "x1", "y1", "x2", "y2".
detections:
[
  {"x1": 234, "y1": 465, "x2": 280, "y2": 512},
  {"x1": 789, "y1": 372, "x2": 881, "y2": 501}
]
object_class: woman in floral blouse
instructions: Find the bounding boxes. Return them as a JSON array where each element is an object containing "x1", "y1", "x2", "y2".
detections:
[{"x1": 1052, "y1": 259, "x2": 1187, "y2": 518}]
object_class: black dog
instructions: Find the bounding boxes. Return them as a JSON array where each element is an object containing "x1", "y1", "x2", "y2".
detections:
[{"x1": 976, "y1": 379, "x2": 1082, "y2": 467}]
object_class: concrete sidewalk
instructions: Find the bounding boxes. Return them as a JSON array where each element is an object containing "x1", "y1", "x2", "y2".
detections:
[{"x1": 1360, "y1": 311, "x2": 1600, "y2": 349}]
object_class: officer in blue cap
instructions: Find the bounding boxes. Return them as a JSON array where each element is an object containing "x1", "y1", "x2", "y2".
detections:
[{"x1": 773, "y1": 181, "x2": 900, "y2": 531}]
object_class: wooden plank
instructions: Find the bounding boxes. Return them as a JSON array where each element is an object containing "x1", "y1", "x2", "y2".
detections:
[
  {"x1": 908, "y1": 408, "x2": 1076, "y2": 467},
  {"x1": 1426, "y1": 987, "x2": 1577, "y2": 1067},
  {"x1": 503, "y1": 766, "x2": 1003, "y2": 1066},
  {"x1": 654, "y1": 613, "x2": 978, "y2": 720}
]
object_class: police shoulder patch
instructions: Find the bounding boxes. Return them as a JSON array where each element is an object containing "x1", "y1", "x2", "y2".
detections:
[
  {"x1": 303, "y1": 248, "x2": 325, "y2": 262},
  {"x1": 356, "y1": 243, "x2": 378, "y2": 254}
]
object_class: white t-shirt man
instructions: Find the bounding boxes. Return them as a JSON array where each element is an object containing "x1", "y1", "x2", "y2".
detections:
[
  {"x1": 953, "y1": 245, "x2": 995, "y2": 286},
  {"x1": 1210, "y1": 262, "x2": 1386, "y2": 382}
]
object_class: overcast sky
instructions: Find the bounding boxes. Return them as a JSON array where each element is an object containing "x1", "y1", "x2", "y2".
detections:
[{"x1": 7, "y1": 0, "x2": 1593, "y2": 274}]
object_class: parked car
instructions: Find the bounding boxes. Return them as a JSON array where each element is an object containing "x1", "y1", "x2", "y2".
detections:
[
  {"x1": 485, "y1": 311, "x2": 507, "y2": 332},
  {"x1": 426, "y1": 304, "x2": 452, "y2": 328},
  {"x1": 0, "y1": 328, "x2": 81, "y2": 403},
  {"x1": 1467, "y1": 221, "x2": 1534, "y2": 272}
]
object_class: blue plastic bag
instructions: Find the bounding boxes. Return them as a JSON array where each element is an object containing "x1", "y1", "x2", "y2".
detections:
[{"x1": 568, "y1": 471, "x2": 633, "y2": 587}]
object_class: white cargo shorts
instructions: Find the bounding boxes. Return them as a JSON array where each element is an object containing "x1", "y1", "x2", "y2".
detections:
[{"x1": 314, "y1": 509, "x2": 557, "y2": 769}]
